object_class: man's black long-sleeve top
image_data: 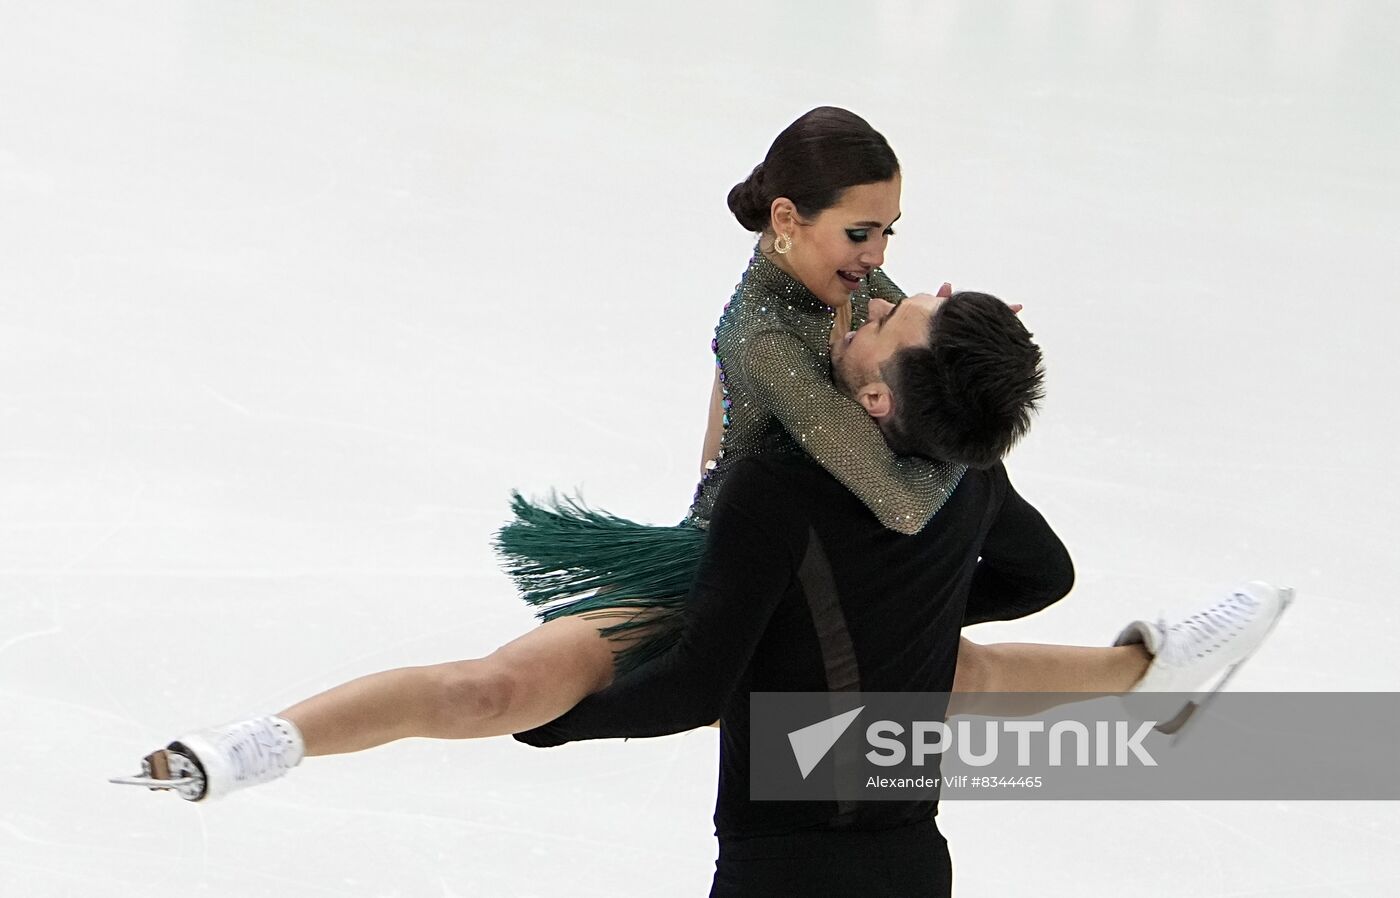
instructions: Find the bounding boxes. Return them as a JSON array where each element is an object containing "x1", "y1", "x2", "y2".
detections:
[{"x1": 517, "y1": 454, "x2": 1073, "y2": 841}]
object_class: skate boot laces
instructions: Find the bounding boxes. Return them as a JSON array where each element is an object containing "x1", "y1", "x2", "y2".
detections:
[
  {"x1": 1159, "y1": 589, "x2": 1261, "y2": 666},
  {"x1": 201, "y1": 716, "x2": 302, "y2": 785}
]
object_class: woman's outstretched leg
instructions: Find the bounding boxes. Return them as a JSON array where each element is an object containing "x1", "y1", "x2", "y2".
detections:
[
  {"x1": 283, "y1": 613, "x2": 621, "y2": 755},
  {"x1": 119, "y1": 612, "x2": 637, "y2": 800},
  {"x1": 949, "y1": 582, "x2": 1293, "y2": 719},
  {"x1": 953, "y1": 639, "x2": 1149, "y2": 694}
]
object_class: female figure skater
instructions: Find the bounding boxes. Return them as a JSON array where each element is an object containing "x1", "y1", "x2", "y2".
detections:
[{"x1": 115, "y1": 107, "x2": 1288, "y2": 801}]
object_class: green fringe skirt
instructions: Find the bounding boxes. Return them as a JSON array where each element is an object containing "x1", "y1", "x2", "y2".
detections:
[{"x1": 494, "y1": 492, "x2": 707, "y2": 675}]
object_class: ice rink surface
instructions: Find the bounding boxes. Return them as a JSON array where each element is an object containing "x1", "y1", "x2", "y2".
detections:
[{"x1": 2, "y1": 1, "x2": 1398, "y2": 895}]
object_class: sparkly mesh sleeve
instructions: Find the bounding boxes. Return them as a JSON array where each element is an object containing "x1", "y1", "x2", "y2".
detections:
[
  {"x1": 865, "y1": 267, "x2": 907, "y2": 303},
  {"x1": 738, "y1": 328, "x2": 961, "y2": 535}
]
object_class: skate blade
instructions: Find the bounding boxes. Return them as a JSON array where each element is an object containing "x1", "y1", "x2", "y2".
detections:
[
  {"x1": 109, "y1": 748, "x2": 206, "y2": 799},
  {"x1": 1165, "y1": 586, "x2": 1296, "y2": 746},
  {"x1": 1154, "y1": 702, "x2": 1197, "y2": 736},
  {"x1": 109, "y1": 774, "x2": 199, "y2": 790}
]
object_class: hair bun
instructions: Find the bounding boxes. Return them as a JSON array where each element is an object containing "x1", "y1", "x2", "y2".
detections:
[{"x1": 727, "y1": 163, "x2": 770, "y2": 233}]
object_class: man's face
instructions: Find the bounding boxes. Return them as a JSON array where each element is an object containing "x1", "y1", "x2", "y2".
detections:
[{"x1": 833, "y1": 292, "x2": 946, "y2": 398}]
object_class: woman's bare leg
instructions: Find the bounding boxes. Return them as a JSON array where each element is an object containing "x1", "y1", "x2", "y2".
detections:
[
  {"x1": 281, "y1": 614, "x2": 624, "y2": 756},
  {"x1": 949, "y1": 637, "x2": 1151, "y2": 718},
  {"x1": 953, "y1": 638, "x2": 1150, "y2": 694}
]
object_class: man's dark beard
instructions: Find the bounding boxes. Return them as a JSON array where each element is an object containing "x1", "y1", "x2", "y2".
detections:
[{"x1": 831, "y1": 356, "x2": 862, "y2": 401}]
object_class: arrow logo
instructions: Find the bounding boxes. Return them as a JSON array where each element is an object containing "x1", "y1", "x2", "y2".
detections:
[{"x1": 787, "y1": 706, "x2": 864, "y2": 780}]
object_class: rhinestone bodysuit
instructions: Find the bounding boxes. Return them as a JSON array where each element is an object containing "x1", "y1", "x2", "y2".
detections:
[{"x1": 685, "y1": 247, "x2": 966, "y2": 535}]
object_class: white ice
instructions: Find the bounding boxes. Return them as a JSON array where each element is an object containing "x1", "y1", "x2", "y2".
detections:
[{"x1": 2, "y1": 1, "x2": 1398, "y2": 895}]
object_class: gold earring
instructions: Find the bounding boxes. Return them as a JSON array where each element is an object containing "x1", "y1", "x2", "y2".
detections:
[{"x1": 774, "y1": 233, "x2": 792, "y2": 255}]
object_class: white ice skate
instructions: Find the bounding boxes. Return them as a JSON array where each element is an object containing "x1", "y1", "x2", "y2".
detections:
[
  {"x1": 110, "y1": 715, "x2": 304, "y2": 801},
  {"x1": 1115, "y1": 581, "x2": 1294, "y2": 742}
]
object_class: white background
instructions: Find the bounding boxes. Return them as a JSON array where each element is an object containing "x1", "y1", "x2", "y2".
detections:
[{"x1": 3, "y1": 1, "x2": 1398, "y2": 895}]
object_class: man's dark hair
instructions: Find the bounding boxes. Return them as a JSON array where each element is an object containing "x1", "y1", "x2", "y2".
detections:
[{"x1": 881, "y1": 292, "x2": 1045, "y2": 468}]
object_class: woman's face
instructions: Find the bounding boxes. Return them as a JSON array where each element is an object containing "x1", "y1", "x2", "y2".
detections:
[{"x1": 770, "y1": 174, "x2": 902, "y2": 308}]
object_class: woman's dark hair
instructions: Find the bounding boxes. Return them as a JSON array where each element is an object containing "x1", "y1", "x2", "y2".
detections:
[{"x1": 727, "y1": 107, "x2": 900, "y2": 233}]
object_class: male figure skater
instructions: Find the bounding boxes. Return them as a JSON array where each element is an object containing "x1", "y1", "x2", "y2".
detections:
[{"x1": 513, "y1": 292, "x2": 1287, "y2": 896}]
